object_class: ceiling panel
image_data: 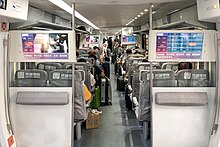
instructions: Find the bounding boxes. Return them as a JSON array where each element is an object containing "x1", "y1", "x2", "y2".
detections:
[
  {"x1": 65, "y1": 0, "x2": 188, "y2": 5},
  {"x1": 75, "y1": 3, "x2": 154, "y2": 28},
  {"x1": 132, "y1": 0, "x2": 196, "y2": 26},
  {"x1": 29, "y1": 0, "x2": 196, "y2": 34}
]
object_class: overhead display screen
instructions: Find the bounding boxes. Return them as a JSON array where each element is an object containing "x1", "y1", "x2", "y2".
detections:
[
  {"x1": 22, "y1": 33, "x2": 69, "y2": 60},
  {"x1": 86, "y1": 35, "x2": 100, "y2": 44},
  {"x1": 156, "y1": 32, "x2": 204, "y2": 59},
  {"x1": 122, "y1": 36, "x2": 136, "y2": 44}
]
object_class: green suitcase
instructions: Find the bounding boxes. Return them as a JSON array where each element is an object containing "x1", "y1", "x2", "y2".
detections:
[{"x1": 90, "y1": 86, "x2": 100, "y2": 109}]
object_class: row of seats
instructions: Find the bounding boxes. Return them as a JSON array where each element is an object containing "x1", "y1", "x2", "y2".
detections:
[
  {"x1": 132, "y1": 69, "x2": 209, "y2": 122},
  {"x1": 16, "y1": 62, "x2": 92, "y2": 89},
  {"x1": 14, "y1": 69, "x2": 80, "y2": 87}
]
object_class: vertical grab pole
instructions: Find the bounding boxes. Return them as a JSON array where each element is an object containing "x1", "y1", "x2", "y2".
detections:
[
  {"x1": 143, "y1": 3, "x2": 153, "y2": 141},
  {"x1": 71, "y1": 3, "x2": 76, "y2": 147},
  {"x1": 211, "y1": 32, "x2": 220, "y2": 135}
]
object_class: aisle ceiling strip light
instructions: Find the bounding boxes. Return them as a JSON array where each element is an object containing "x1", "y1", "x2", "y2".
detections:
[
  {"x1": 125, "y1": 5, "x2": 156, "y2": 26},
  {"x1": 48, "y1": 0, "x2": 100, "y2": 30}
]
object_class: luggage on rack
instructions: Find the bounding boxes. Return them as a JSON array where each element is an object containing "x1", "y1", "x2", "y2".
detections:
[
  {"x1": 90, "y1": 86, "x2": 100, "y2": 109},
  {"x1": 117, "y1": 77, "x2": 125, "y2": 91},
  {"x1": 102, "y1": 61, "x2": 110, "y2": 78},
  {"x1": 99, "y1": 76, "x2": 112, "y2": 105}
]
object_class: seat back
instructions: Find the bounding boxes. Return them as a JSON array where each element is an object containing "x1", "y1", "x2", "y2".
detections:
[
  {"x1": 132, "y1": 63, "x2": 161, "y2": 99},
  {"x1": 77, "y1": 49, "x2": 86, "y2": 55},
  {"x1": 79, "y1": 54, "x2": 89, "y2": 58},
  {"x1": 75, "y1": 63, "x2": 91, "y2": 91},
  {"x1": 138, "y1": 70, "x2": 175, "y2": 121},
  {"x1": 127, "y1": 58, "x2": 145, "y2": 84},
  {"x1": 37, "y1": 62, "x2": 62, "y2": 74},
  {"x1": 49, "y1": 69, "x2": 72, "y2": 87},
  {"x1": 177, "y1": 69, "x2": 209, "y2": 87},
  {"x1": 162, "y1": 63, "x2": 179, "y2": 71},
  {"x1": 49, "y1": 70, "x2": 86, "y2": 122},
  {"x1": 14, "y1": 69, "x2": 48, "y2": 87}
]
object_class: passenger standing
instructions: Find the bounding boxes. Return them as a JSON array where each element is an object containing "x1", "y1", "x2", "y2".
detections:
[{"x1": 107, "y1": 37, "x2": 113, "y2": 52}]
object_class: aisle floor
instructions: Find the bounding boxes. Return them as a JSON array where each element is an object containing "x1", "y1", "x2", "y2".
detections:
[{"x1": 75, "y1": 66, "x2": 150, "y2": 147}]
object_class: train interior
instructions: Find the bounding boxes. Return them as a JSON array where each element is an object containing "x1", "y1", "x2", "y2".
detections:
[{"x1": 1, "y1": 0, "x2": 220, "y2": 147}]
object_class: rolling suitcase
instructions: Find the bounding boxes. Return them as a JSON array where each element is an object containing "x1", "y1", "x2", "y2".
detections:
[
  {"x1": 107, "y1": 77, "x2": 112, "y2": 105},
  {"x1": 100, "y1": 78, "x2": 106, "y2": 104},
  {"x1": 90, "y1": 86, "x2": 100, "y2": 109},
  {"x1": 100, "y1": 77, "x2": 112, "y2": 105},
  {"x1": 117, "y1": 77, "x2": 125, "y2": 91}
]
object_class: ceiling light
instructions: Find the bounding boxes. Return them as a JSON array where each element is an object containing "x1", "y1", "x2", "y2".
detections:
[
  {"x1": 151, "y1": 5, "x2": 154, "y2": 8},
  {"x1": 48, "y1": 0, "x2": 100, "y2": 30},
  {"x1": 137, "y1": 15, "x2": 141, "y2": 17},
  {"x1": 135, "y1": 17, "x2": 138, "y2": 19},
  {"x1": 153, "y1": 11, "x2": 157, "y2": 14},
  {"x1": 140, "y1": 12, "x2": 144, "y2": 15},
  {"x1": 144, "y1": 9, "x2": 148, "y2": 12},
  {"x1": 132, "y1": 19, "x2": 134, "y2": 21}
]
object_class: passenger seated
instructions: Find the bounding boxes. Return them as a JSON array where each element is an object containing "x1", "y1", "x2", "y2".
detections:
[{"x1": 89, "y1": 55, "x2": 102, "y2": 83}]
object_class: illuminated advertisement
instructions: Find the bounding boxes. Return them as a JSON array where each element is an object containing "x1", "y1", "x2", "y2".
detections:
[
  {"x1": 156, "y1": 32, "x2": 204, "y2": 59},
  {"x1": 22, "y1": 33, "x2": 69, "y2": 59},
  {"x1": 86, "y1": 35, "x2": 100, "y2": 44},
  {"x1": 122, "y1": 35, "x2": 136, "y2": 44}
]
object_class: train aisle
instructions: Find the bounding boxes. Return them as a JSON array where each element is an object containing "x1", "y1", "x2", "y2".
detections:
[{"x1": 76, "y1": 65, "x2": 150, "y2": 147}]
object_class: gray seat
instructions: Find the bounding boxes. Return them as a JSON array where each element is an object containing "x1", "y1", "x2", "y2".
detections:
[
  {"x1": 49, "y1": 70, "x2": 86, "y2": 122},
  {"x1": 177, "y1": 69, "x2": 209, "y2": 87},
  {"x1": 63, "y1": 62, "x2": 92, "y2": 91},
  {"x1": 162, "y1": 63, "x2": 179, "y2": 71},
  {"x1": 37, "y1": 62, "x2": 63, "y2": 75},
  {"x1": 77, "y1": 49, "x2": 86, "y2": 55},
  {"x1": 49, "y1": 69, "x2": 72, "y2": 87},
  {"x1": 79, "y1": 54, "x2": 89, "y2": 58},
  {"x1": 14, "y1": 69, "x2": 48, "y2": 87},
  {"x1": 127, "y1": 58, "x2": 146, "y2": 85},
  {"x1": 138, "y1": 70, "x2": 175, "y2": 121},
  {"x1": 75, "y1": 63, "x2": 91, "y2": 91},
  {"x1": 132, "y1": 63, "x2": 161, "y2": 99}
]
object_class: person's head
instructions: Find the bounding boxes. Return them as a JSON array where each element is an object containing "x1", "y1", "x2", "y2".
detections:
[
  {"x1": 89, "y1": 55, "x2": 98, "y2": 65},
  {"x1": 103, "y1": 38, "x2": 107, "y2": 44},
  {"x1": 105, "y1": 57, "x2": 110, "y2": 62},
  {"x1": 126, "y1": 49, "x2": 132, "y2": 55},
  {"x1": 178, "y1": 62, "x2": 192, "y2": 71},
  {"x1": 93, "y1": 46, "x2": 99, "y2": 50}
]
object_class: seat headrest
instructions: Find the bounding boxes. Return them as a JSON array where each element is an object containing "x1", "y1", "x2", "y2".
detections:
[{"x1": 15, "y1": 69, "x2": 48, "y2": 80}]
